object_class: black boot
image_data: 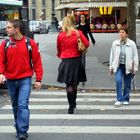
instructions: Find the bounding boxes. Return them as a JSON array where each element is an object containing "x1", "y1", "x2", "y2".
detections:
[
  {"x1": 67, "y1": 93, "x2": 75, "y2": 114},
  {"x1": 73, "y1": 92, "x2": 77, "y2": 108},
  {"x1": 68, "y1": 106, "x2": 74, "y2": 114}
]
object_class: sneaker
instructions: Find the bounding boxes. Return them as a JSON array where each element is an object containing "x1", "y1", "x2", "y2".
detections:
[
  {"x1": 18, "y1": 135, "x2": 27, "y2": 140},
  {"x1": 123, "y1": 101, "x2": 129, "y2": 105},
  {"x1": 16, "y1": 133, "x2": 28, "y2": 138},
  {"x1": 114, "y1": 101, "x2": 122, "y2": 106}
]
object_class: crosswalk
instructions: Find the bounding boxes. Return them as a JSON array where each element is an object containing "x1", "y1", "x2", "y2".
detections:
[{"x1": 0, "y1": 90, "x2": 140, "y2": 139}]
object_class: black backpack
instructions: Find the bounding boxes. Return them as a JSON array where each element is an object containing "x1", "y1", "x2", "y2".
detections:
[
  {"x1": 4, "y1": 37, "x2": 32, "y2": 68},
  {"x1": 0, "y1": 37, "x2": 32, "y2": 89}
]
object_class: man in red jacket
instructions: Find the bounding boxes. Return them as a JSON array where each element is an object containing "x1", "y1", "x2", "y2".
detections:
[{"x1": 0, "y1": 19, "x2": 43, "y2": 140}]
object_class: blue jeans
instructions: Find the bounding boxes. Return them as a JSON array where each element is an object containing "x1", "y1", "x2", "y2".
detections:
[
  {"x1": 7, "y1": 77, "x2": 31, "y2": 137},
  {"x1": 115, "y1": 64, "x2": 132, "y2": 102}
]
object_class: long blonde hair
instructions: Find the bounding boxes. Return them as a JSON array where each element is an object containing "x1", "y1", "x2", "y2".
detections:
[{"x1": 62, "y1": 15, "x2": 76, "y2": 36}]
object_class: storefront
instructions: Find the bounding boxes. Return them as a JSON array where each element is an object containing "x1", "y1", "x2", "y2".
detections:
[
  {"x1": 55, "y1": 1, "x2": 127, "y2": 19},
  {"x1": 0, "y1": 0, "x2": 23, "y2": 20},
  {"x1": 55, "y1": 1, "x2": 140, "y2": 32},
  {"x1": 0, "y1": 0, "x2": 23, "y2": 36}
]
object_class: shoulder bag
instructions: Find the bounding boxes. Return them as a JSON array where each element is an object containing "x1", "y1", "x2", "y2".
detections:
[{"x1": 76, "y1": 30, "x2": 87, "y2": 54}]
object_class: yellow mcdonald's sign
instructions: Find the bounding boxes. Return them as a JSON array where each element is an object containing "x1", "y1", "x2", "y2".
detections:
[
  {"x1": 99, "y1": 6, "x2": 113, "y2": 15},
  {"x1": 104, "y1": 7, "x2": 107, "y2": 15},
  {"x1": 108, "y1": 6, "x2": 113, "y2": 15},
  {"x1": 99, "y1": 6, "x2": 103, "y2": 15}
]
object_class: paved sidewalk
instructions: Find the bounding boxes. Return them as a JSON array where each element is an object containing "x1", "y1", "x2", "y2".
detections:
[
  {"x1": 34, "y1": 33, "x2": 140, "y2": 91},
  {"x1": 0, "y1": 33, "x2": 140, "y2": 91}
]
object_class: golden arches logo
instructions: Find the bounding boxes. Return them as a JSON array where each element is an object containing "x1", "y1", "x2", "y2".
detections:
[{"x1": 99, "y1": 6, "x2": 113, "y2": 15}]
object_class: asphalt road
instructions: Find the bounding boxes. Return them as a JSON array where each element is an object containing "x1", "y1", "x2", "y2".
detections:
[
  {"x1": 34, "y1": 33, "x2": 117, "y2": 88},
  {"x1": 0, "y1": 32, "x2": 140, "y2": 90},
  {"x1": 0, "y1": 90, "x2": 140, "y2": 140},
  {"x1": 33, "y1": 33, "x2": 140, "y2": 90}
]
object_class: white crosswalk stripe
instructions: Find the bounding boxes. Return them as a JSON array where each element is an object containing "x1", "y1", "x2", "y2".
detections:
[
  {"x1": 0, "y1": 91, "x2": 140, "y2": 135},
  {"x1": 6, "y1": 98, "x2": 140, "y2": 102},
  {"x1": 0, "y1": 126, "x2": 140, "y2": 134},
  {"x1": 2, "y1": 104, "x2": 140, "y2": 110},
  {"x1": 1, "y1": 114, "x2": 140, "y2": 120}
]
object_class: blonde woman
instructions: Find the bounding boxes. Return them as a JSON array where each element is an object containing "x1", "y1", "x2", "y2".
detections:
[{"x1": 57, "y1": 15, "x2": 89, "y2": 114}]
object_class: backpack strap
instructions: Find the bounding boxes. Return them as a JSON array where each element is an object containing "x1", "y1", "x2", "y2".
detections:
[
  {"x1": 4, "y1": 39, "x2": 11, "y2": 51},
  {"x1": 4, "y1": 39, "x2": 11, "y2": 63},
  {"x1": 25, "y1": 37, "x2": 32, "y2": 52},
  {"x1": 25, "y1": 37, "x2": 32, "y2": 68}
]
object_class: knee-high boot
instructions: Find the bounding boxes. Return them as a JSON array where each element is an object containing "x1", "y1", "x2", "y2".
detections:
[
  {"x1": 73, "y1": 92, "x2": 77, "y2": 108},
  {"x1": 67, "y1": 93, "x2": 75, "y2": 114}
]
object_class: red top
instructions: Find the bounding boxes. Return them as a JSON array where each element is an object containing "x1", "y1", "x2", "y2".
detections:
[
  {"x1": 0, "y1": 36, "x2": 43, "y2": 81},
  {"x1": 57, "y1": 30, "x2": 89, "y2": 58}
]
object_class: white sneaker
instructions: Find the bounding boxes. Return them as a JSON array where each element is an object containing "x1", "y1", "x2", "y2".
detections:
[
  {"x1": 114, "y1": 101, "x2": 122, "y2": 106},
  {"x1": 123, "y1": 101, "x2": 129, "y2": 105}
]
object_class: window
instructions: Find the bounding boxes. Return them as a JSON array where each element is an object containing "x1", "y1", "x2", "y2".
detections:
[
  {"x1": 32, "y1": 0, "x2": 36, "y2": 6},
  {"x1": 42, "y1": 9, "x2": 46, "y2": 20},
  {"x1": 42, "y1": 0, "x2": 46, "y2": 6},
  {"x1": 32, "y1": 9, "x2": 36, "y2": 20}
]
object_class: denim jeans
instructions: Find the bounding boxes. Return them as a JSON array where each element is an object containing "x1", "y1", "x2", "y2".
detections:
[
  {"x1": 7, "y1": 77, "x2": 31, "y2": 137},
  {"x1": 115, "y1": 64, "x2": 132, "y2": 102}
]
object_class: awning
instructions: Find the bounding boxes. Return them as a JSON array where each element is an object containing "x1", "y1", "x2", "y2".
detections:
[
  {"x1": 55, "y1": 2, "x2": 128, "y2": 10},
  {"x1": 0, "y1": 0, "x2": 23, "y2": 6}
]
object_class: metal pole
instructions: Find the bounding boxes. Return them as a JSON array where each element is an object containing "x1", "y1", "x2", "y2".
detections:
[
  {"x1": 89, "y1": 0, "x2": 91, "y2": 23},
  {"x1": 115, "y1": 0, "x2": 117, "y2": 25},
  {"x1": 21, "y1": 0, "x2": 34, "y2": 39},
  {"x1": 115, "y1": 10, "x2": 117, "y2": 25},
  {"x1": 22, "y1": 0, "x2": 29, "y2": 36},
  {"x1": 49, "y1": 0, "x2": 58, "y2": 32}
]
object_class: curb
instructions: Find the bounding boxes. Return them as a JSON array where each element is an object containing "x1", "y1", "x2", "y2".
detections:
[
  {"x1": 41, "y1": 84, "x2": 140, "y2": 93},
  {"x1": 1, "y1": 84, "x2": 140, "y2": 93}
]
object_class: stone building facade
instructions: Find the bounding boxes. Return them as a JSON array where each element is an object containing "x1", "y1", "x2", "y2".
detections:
[{"x1": 28, "y1": 0, "x2": 61, "y2": 21}]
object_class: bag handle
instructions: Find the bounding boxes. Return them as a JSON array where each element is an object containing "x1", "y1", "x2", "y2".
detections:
[{"x1": 75, "y1": 30, "x2": 80, "y2": 40}]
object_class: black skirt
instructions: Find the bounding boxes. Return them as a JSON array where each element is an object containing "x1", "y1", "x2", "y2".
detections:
[{"x1": 57, "y1": 57, "x2": 87, "y2": 85}]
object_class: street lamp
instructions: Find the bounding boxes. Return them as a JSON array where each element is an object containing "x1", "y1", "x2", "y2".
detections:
[{"x1": 49, "y1": 0, "x2": 57, "y2": 32}]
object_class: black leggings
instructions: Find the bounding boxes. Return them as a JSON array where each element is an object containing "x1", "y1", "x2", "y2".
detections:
[{"x1": 66, "y1": 84, "x2": 77, "y2": 94}]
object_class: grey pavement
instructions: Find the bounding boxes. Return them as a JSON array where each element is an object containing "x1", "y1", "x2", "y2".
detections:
[
  {"x1": 1, "y1": 33, "x2": 140, "y2": 140},
  {"x1": 1, "y1": 33, "x2": 140, "y2": 91},
  {"x1": 0, "y1": 89, "x2": 8, "y2": 104},
  {"x1": 34, "y1": 33, "x2": 140, "y2": 90},
  {"x1": 1, "y1": 90, "x2": 140, "y2": 140}
]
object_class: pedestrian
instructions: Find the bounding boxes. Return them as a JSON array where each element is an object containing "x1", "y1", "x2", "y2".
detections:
[
  {"x1": 77, "y1": 14, "x2": 95, "y2": 86},
  {"x1": 75, "y1": 11, "x2": 80, "y2": 25},
  {"x1": 54, "y1": 16, "x2": 59, "y2": 31},
  {"x1": 57, "y1": 15, "x2": 89, "y2": 114},
  {"x1": 0, "y1": 19, "x2": 43, "y2": 140},
  {"x1": 109, "y1": 28, "x2": 139, "y2": 106}
]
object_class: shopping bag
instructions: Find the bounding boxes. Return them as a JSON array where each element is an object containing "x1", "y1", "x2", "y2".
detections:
[{"x1": 131, "y1": 74, "x2": 136, "y2": 93}]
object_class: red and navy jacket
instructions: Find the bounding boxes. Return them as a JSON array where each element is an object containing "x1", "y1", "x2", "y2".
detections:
[
  {"x1": 0, "y1": 36, "x2": 43, "y2": 82},
  {"x1": 57, "y1": 30, "x2": 89, "y2": 59}
]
